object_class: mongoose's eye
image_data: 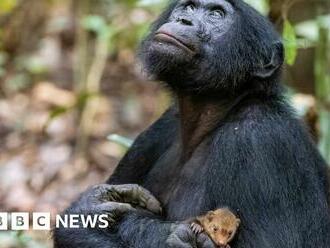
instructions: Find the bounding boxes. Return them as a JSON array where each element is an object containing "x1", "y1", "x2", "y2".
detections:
[
  {"x1": 228, "y1": 231, "x2": 233, "y2": 236},
  {"x1": 213, "y1": 226, "x2": 218, "y2": 232}
]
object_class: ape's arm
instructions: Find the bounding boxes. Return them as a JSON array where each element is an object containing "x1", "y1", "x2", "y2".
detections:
[
  {"x1": 53, "y1": 185, "x2": 214, "y2": 248},
  {"x1": 53, "y1": 106, "x2": 214, "y2": 248},
  {"x1": 209, "y1": 110, "x2": 330, "y2": 248},
  {"x1": 53, "y1": 107, "x2": 177, "y2": 247},
  {"x1": 53, "y1": 184, "x2": 199, "y2": 248},
  {"x1": 118, "y1": 211, "x2": 216, "y2": 248}
]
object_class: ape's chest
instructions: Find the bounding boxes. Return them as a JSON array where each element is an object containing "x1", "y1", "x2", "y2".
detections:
[{"x1": 142, "y1": 141, "x2": 212, "y2": 221}]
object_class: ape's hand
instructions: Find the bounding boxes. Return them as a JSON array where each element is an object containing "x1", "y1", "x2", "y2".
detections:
[
  {"x1": 69, "y1": 184, "x2": 162, "y2": 226},
  {"x1": 166, "y1": 224, "x2": 216, "y2": 248}
]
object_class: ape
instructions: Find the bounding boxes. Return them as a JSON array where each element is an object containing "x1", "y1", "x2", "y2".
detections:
[{"x1": 54, "y1": 0, "x2": 330, "y2": 247}]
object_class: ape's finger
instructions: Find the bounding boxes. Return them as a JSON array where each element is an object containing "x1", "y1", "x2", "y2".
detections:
[
  {"x1": 196, "y1": 232, "x2": 216, "y2": 248},
  {"x1": 166, "y1": 233, "x2": 194, "y2": 248},
  {"x1": 89, "y1": 202, "x2": 134, "y2": 227},
  {"x1": 93, "y1": 184, "x2": 162, "y2": 214},
  {"x1": 94, "y1": 202, "x2": 135, "y2": 216},
  {"x1": 166, "y1": 224, "x2": 197, "y2": 248}
]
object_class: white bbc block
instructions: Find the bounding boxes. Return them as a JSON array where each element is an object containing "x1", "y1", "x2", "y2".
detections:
[
  {"x1": 11, "y1": 213, "x2": 29, "y2": 230},
  {"x1": 33, "y1": 213, "x2": 51, "y2": 230},
  {"x1": 0, "y1": 213, "x2": 8, "y2": 230}
]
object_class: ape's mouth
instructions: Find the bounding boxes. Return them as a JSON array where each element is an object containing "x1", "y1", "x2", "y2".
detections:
[{"x1": 154, "y1": 32, "x2": 195, "y2": 54}]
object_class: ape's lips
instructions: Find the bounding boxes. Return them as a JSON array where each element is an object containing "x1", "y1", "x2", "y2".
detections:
[{"x1": 154, "y1": 32, "x2": 195, "y2": 54}]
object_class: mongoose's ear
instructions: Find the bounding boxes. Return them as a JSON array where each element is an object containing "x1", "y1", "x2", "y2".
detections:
[{"x1": 206, "y1": 211, "x2": 215, "y2": 222}]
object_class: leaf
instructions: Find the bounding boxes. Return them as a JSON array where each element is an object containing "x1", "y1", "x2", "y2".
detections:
[
  {"x1": 283, "y1": 20, "x2": 298, "y2": 66},
  {"x1": 48, "y1": 106, "x2": 69, "y2": 120},
  {"x1": 43, "y1": 106, "x2": 70, "y2": 132},
  {"x1": 82, "y1": 15, "x2": 107, "y2": 35},
  {"x1": 107, "y1": 134, "x2": 134, "y2": 149}
]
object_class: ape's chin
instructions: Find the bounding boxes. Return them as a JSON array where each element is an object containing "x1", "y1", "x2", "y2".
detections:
[
  {"x1": 140, "y1": 40, "x2": 193, "y2": 81},
  {"x1": 151, "y1": 40, "x2": 194, "y2": 59}
]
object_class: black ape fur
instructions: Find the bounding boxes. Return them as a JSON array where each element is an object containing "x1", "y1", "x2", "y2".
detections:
[{"x1": 53, "y1": 0, "x2": 330, "y2": 247}]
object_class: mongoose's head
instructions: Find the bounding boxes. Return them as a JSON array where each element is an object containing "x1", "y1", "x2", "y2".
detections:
[{"x1": 201, "y1": 208, "x2": 240, "y2": 247}]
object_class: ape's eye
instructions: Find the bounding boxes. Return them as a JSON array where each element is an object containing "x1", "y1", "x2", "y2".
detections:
[
  {"x1": 210, "y1": 8, "x2": 225, "y2": 18},
  {"x1": 184, "y1": 2, "x2": 196, "y2": 12}
]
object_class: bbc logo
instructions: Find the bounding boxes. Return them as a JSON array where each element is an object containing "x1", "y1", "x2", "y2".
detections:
[{"x1": 0, "y1": 212, "x2": 51, "y2": 230}]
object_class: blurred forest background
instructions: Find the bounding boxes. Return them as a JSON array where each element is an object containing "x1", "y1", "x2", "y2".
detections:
[{"x1": 0, "y1": 0, "x2": 329, "y2": 247}]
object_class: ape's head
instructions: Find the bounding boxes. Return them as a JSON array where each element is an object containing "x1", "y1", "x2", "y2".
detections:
[{"x1": 139, "y1": 0, "x2": 284, "y2": 95}]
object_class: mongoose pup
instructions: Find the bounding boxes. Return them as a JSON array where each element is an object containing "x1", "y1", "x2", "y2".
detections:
[{"x1": 190, "y1": 208, "x2": 240, "y2": 248}]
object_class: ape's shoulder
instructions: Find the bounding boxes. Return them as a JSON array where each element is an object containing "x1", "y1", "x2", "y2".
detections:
[
  {"x1": 213, "y1": 97, "x2": 325, "y2": 170},
  {"x1": 234, "y1": 96, "x2": 295, "y2": 120},
  {"x1": 219, "y1": 97, "x2": 312, "y2": 144}
]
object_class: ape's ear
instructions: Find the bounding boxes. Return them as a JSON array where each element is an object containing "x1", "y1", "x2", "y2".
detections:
[{"x1": 254, "y1": 41, "x2": 284, "y2": 79}]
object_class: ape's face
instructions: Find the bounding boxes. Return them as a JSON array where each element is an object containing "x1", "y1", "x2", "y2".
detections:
[
  {"x1": 140, "y1": 0, "x2": 283, "y2": 94},
  {"x1": 141, "y1": 0, "x2": 236, "y2": 91},
  {"x1": 152, "y1": 0, "x2": 235, "y2": 61}
]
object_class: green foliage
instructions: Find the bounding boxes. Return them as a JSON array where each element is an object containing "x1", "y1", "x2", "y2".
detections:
[
  {"x1": 0, "y1": 51, "x2": 8, "y2": 77},
  {"x1": 3, "y1": 54, "x2": 49, "y2": 93},
  {"x1": 0, "y1": 0, "x2": 17, "y2": 15},
  {"x1": 283, "y1": 20, "x2": 298, "y2": 66},
  {"x1": 48, "y1": 106, "x2": 69, "y2": 121},
  {"x1": 296, "y1": 15, "x2": 330, "y2": 44},
  {"x1": 76, "y1": 91, "x2": 98, "y2": 110},
  {"x1": 315, "y1": 24, "x2": 330, "y2": 163},
  {"x1": 108, "y1": 134, "x2": 134, "y2": 149},
  {"x1": 6, "y1": 73, "x2": 30, "y2": 92},
  {"x1": 137, "y1": 0, "x2": 167, "y2": 10},
  {"x1": 46, "y1": 91, "x2": 98, "y2": 129},
  {"x1": 0, "y1": 231, "x2": 49, "y2": 248},
  {"x1": 243, "y1": 0, "x2": 269, "y2": 15},
  {"x1": 81, "y1": 0, "x2": 168, "y2": 52},
  {"x1": 23, "y1": 56, "x2": 48, "y2": 75},
  {"x1": 82, "y1": 15, "x2": 108, "y2": 34},
  {"x1": 82, "y1": 15, "x2": 117, "y2": 48}
]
